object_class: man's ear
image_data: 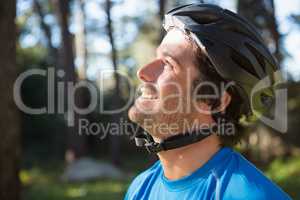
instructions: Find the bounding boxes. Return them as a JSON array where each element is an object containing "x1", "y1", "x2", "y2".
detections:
[
  {"x1": 218, "y1": 91, "x2": 231, "y2": 113},
  {"x1": 194, "y1": 91, "x2": 231, "y2": 115}
]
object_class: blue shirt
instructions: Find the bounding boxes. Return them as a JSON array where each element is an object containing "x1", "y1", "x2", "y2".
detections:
[{"x1": 124, "y1": 147, "x2": 291, "y2": 200}]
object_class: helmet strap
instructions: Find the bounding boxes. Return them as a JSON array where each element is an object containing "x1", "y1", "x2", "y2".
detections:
[{"x1": 135, "y1": 129, "x2": 212, "y2": 154}]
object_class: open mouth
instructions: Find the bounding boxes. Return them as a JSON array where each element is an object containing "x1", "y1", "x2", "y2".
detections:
[
  {"x1": 139, "y1": 86, "x2": 158, "y2": 100},
  {"x1": 140, "y1": 94, "x2": 158, "y2": 100}
]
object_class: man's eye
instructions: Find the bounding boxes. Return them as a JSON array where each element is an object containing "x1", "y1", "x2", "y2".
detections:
[{"x1": 164, "y1": 62, "x2": 173, "y2": 71}]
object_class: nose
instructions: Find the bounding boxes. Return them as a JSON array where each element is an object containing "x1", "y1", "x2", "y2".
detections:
[{"x1": 137, "y1": 59, "x2": 164, "y2": 82}]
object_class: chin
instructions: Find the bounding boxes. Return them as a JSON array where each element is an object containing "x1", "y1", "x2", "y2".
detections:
[
  {"x1": 128, "y1": 105, "x2": 146, "y2": 124},
  {"x1": 128, "y1": 106, "x2": 138, "y2": 122},
  {"x1": 129, "y1": 105, "x2": 158, "y2": 130}
]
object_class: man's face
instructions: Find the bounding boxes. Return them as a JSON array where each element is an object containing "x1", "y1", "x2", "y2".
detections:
[{"x1": 128, "y1": 29, "x2": 211, "y2": 138}]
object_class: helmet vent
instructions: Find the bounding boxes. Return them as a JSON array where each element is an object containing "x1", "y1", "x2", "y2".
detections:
[
  {"x1": 224, "y1": 25, "x2": 261, "y2": 44},
  {"x1": 230, "y1": 49, "x2": 258, "y2": 77},
  {"x1": 189, "y1": 14, "x2": 221, "y2": 25},
  {"x1": 245, "y1": 43, "x2": 266, "y2": 73}
]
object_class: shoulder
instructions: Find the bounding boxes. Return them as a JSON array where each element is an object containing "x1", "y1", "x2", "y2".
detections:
[
  {"x1": 124, "y1": 161, "x2": 162, "y2": 200},
  {"x1": 222, "y1": 150, "x2": 291, "y2": 200}
]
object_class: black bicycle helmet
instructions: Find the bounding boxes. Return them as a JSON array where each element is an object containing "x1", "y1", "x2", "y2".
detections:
[{"x1": 135, "y1": 3, "x2": 282, "y2": 153}]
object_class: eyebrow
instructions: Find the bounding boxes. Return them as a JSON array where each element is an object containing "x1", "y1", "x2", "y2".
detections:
[{"x1": 156, "y1": 46, "x2": 181, "y2": 66}]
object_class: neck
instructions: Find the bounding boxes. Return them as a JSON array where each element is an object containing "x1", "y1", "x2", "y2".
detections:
[{"x1": 156, "y1": 134, "x2": 221, "y2": 180}]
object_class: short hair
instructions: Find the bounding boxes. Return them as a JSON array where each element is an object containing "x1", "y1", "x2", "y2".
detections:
[
  {"x1": 168, "y1": 27, "x2": 247, "y2": 146},
  {"x1": 188, "y1": 35, "x2": 246, "y2": 147}
]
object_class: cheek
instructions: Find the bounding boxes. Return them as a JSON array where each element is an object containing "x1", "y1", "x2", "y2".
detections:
[
  {"x1": 157, "y1": 76, "x2": 188, "y2": 112},
  {"x1": 156, "y1": 67, "x2": 196, "y2": 101},
  {"x1": 157, "y1": 73, "x2": 181, "y2": 97}
]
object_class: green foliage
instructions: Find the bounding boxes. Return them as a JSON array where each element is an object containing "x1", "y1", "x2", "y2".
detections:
[
  {"x1": 266, "y1": 156, "x2": 300, "y2": 199},
  {"x1": 21, "y1": 167, "x2": 130, "y2": 200},
  {"x1": 17, "y1": 45, "x2": 49, "y2": 70},
  {"x1": 21, "y1": 156, "x2": 151, "y2": 200}
]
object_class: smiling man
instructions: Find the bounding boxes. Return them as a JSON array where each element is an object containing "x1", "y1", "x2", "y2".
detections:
[{"x1": 125, "y1": 4, "x2": 291, "y2": 200}]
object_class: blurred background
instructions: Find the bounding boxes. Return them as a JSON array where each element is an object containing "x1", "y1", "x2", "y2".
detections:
[{"x1": 0, "y1": 0, "x2": 300, "y2": 199}]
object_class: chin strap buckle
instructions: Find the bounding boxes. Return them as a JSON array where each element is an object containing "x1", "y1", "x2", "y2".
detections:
[
  {"x1": 134, "y1": 129, "x2": 211, "y2": 154},
  {"x1": 144, "y1": 141, "x2": 165, "y2": 154},
  {"x1": 134, "y1": 136, "x2": 165, "y2": 154}
]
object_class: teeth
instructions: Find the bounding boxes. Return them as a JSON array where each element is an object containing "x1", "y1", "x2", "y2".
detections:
[
  {"x1": 139, "y1": 87, "x2": 157, "y2": 99},
  {"x1": 141, "y1": 94, "x2": 157, "y2": 99}
]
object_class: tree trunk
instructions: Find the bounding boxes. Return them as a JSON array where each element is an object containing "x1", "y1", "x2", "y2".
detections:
[
  {"x1": 0, "y1": 1, "x2": 21, "y2": 199},
  {"x1": 105, "y1": 0, "x2": 121, "y2": 166},
  {"x1": 52, "y1": 0, "x2": 87, "y2": 162},
  {"x1": 237, "y1": 0, "x2": 282, "y2": 63},
  {"x1": 75, "y1": 0, "x2": 88, "y2": 80},
  {"x1": 33, "y1": 0, "x2": 58, "y2": 65}
]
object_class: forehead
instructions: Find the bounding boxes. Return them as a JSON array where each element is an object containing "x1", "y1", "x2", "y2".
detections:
[{"x1": 157, "y1": 29, "x2": 195, "y2": 62}]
